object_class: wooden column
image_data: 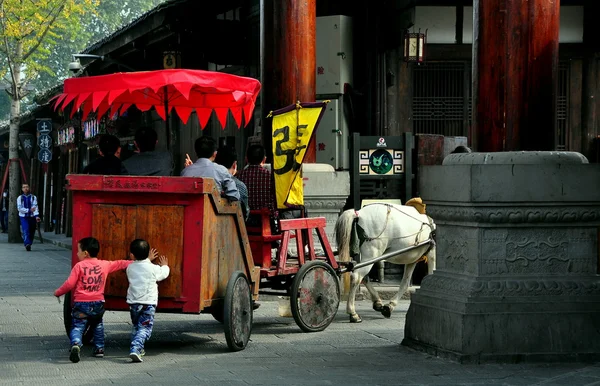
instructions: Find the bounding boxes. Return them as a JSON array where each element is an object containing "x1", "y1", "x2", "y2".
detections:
[
  {"x1": 262, "y1": 0, "x2": 316, "y2": 162},
  {"x1": 473, "y1": 0, "x2": 560, "y2": 152}
]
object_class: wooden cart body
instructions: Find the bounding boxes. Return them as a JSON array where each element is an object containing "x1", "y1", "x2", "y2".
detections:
[{"x1": 66, "y1": 174, "x2": 260, "y2": 314}]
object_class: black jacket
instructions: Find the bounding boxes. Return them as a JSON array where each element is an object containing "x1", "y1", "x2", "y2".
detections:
[{"x1": 83, "y1": 155, "x2": 128, "y2": 175}]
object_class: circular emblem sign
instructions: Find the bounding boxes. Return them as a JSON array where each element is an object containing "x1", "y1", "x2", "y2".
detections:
[{"x1": 369, "y1": 149, "x2": 393, "y2": 175}]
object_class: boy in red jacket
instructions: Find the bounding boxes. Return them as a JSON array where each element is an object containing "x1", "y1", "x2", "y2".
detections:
[{"x1": 54, "y1": 237, "x2": 133, "y2": 363}]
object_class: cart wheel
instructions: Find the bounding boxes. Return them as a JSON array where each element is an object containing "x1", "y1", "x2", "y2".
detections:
[
  {"x1": 291, "y1": 260, "x2": 340, "y2": 333},
  {"x1": 62, "y1": 292, "x2": 93, "y2": 344},
  {"x1": 223, "y1": 271, "x2": 253, "y2": 351}
]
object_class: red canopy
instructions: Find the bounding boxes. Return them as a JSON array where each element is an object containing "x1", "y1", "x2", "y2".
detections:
[{"x1": 52, "y1": 69, "x2": 261, "y2": 129}]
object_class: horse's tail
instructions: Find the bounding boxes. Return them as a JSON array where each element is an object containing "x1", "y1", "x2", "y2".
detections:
[{"x1": 335, "y1": 209, "x2": 357, "y2": 262}]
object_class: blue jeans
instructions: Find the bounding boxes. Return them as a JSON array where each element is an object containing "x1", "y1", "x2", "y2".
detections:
[
  {"x1": 19, "y1": 216, "x2": 36, "y2": 246},
  {"x1": 129, "y1": 304, "x2": 156, "y2": 354},
  {"x1": 70, "y1": 301, "x2": 105, "y2": 349}
]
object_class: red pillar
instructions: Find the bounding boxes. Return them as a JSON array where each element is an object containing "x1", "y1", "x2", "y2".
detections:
[
  {"x1": 473, "y1": 0, "x2": 560, "y2": 152},
  {"x1": 262, "y1": 0, "x2": 317, "y2": 162}
]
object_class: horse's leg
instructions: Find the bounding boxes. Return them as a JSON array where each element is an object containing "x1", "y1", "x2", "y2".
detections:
[
  {"x1": 362, "y1": 277, "x2": 383, "y2": 312},
  {"x1": 347, "y1": 266, "x2": 371, "y2": 323},
  {"x1": 382, "y1": 262, "x2": 417, "y2": 318}
]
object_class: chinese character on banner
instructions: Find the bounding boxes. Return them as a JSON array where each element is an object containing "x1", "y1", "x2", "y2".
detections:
[
  {"x1": 270, "y1": 101, "x2": 328, "y2": 209},
  {"x1": 37, "y1": 149, "x2": 52, "y2": 163},
  {"x1": 38, "y1": 134, "x2": 52, "y2": 149},
  {"x1": 37, "y1": 119, "x2": 52, "y2": 133},
  {"x1": 18, "y1": 132, "x2": 35, "y2": 159}
]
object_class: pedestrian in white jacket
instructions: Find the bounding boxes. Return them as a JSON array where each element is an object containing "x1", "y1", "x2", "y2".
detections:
[{"x1": 126, "y1": 239, "x2": 170, "y2": 362}]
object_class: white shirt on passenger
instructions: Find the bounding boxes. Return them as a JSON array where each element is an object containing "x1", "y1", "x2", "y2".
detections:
[{"x1": 126, "y1": 259, "x2": 170, "y2": 305}]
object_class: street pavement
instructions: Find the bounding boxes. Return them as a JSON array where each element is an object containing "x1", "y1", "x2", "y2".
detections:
[{"x1": 1, "y1": 234, "x2": 600, "y2": 386}]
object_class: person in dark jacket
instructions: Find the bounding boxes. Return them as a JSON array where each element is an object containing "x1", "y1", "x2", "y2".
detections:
[
  {"x1": 214, "y1": 146, "x2": 249, "y2": 220},
  {"x1": 122, "y1": 127, "x2": 173, "y2": 176},
  {"x1": 83, "y1": 135, "x2": 128, "y2": 175}
]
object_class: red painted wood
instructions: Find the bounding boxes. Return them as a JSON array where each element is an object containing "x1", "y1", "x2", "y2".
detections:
[
  {"x1": 67, "y1": 174, "x2": 259, "y2": 314},
  {"x1": 473, "y1": 0, "x2": 559, "y2": 151},
  {"x1": 279, "y1": 217, "x2": 326, "y2": 231},
  {"x1": 316, "y1": 227, "x2": 338, "y2": 270},
  {"x1": 296, "y1": 230, "x2": 305, "y2": 266},
  {"x1": 263, "y1": 0, "x2": 317, "y2": 162}
]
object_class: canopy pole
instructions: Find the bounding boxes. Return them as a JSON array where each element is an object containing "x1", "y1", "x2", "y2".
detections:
[{"x1": 164, "y1": 86, "x2": 171, "y2": 150}]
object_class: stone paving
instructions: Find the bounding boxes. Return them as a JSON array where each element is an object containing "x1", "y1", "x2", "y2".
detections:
[{"x1": 1, "y1": 234, "x2": 600, "y2": 385}]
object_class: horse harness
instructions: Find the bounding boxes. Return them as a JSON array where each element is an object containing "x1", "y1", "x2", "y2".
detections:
[{"x1": 353, "y1": 203, "x2": 436, "y2": 260}]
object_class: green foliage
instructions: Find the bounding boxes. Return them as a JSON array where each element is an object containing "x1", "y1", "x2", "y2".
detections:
[
  {"x1": 1, "y1": 0, "x2": 168, "y2": 109},
  {"x1": 0, "y1": 0, "x2": 100, "y2": 98},
  {"x1": 38, "y1": 0, "x2": 168, "y2": 88}
]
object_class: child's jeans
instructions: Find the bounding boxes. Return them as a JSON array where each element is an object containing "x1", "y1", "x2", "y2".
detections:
[
  {"x1": 71, "y1": 301, "x2": 105, "y2": 350},
  {"x1": 129, "y1": 304, "x2": 156, "y2": 355}
]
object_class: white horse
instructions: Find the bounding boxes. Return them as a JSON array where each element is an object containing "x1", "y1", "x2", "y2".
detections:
[{"x1": 335, "y1": 203, "x2": 437, "y2": 323}]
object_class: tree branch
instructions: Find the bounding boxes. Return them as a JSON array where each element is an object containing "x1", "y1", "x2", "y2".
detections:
[
  {"x1": 0, "y1": 3, "x2": 17, "y2": 91},
  {"x1": 20, "y1": 4, "x2": 59, "y2": 40},
  {"x1": 22, "y1": 3, "x2": 66, "y2": 61}
]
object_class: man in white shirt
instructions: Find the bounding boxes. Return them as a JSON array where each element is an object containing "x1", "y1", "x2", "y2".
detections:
[
  {"x1": 126, "y1": 239, "x2": 170, "y2": 362},
  {"x1": 16, "y1": 183, "x2": 41, "y2": 251}
]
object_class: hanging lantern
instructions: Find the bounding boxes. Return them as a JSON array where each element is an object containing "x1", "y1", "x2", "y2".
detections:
[{"x1": 403, "y1": 29, "x2": 427, "y2": 63}]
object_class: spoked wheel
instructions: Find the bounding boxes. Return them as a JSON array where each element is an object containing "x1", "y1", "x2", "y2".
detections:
[
  {"x1": 63, "y1": 292, "x2": 93, "y2": 344},
  {"x1": 291, "y1": 260, "x2": 340, "y2": 333},
  {"x1": 223, "y1": 271, "x2": 253, "y2": 351}
]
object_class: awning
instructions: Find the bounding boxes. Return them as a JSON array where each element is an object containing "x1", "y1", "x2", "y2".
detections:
[{"x1": 52, "y1": 69, "x2": 261, "y2": 129}]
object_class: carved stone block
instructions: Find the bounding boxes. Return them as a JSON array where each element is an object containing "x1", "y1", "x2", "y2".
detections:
[{"x1": 403, "y1": 153, "x2": 600, "y2": 362}]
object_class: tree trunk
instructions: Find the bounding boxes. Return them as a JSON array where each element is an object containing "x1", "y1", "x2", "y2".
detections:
[{"x1": 7, "y1": 45, "x2": 22, "y2": 243}]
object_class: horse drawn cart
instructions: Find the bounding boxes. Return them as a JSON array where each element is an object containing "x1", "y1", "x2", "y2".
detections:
[
  {"x1": 55, "y1": 69, "x2": 437, "y2": 352},
  {"x1": 63, "y1": 174, "x2": 436, "y2": 350}
]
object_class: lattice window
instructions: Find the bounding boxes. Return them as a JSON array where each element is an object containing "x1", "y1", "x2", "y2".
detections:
[
  {"x1": 413, "y1": 60, "x2": 569, "y2": 150},
  {"x1": 412, "y1": 62, "x2": 472, "y2": 137}
]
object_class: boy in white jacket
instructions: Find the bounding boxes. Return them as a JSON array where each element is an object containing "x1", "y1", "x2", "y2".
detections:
[{"x1": 126, "y1": 239, "x2": 170, "y2": 362}]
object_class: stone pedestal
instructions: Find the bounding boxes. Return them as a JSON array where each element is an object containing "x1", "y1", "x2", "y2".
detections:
[{"x1": 403, "y1": 152, "x2": 600, "y2": 363}]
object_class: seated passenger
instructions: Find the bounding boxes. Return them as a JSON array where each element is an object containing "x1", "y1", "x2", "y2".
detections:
[
  {"x1": 123, "y1": 127, "x2": 173, "y2": 176},
  {"x1": 180, "y1": 136, "x2": 240, "y2": 202},
  {"x1": 214, "y1": 146, "x2": 250, "y2": 220},
  {"x1": 83, "y1": 134, "x2": 128, "y2": 175},
  {"x1": 237, "y1": 144, "x2": 276, "y2": 227}
]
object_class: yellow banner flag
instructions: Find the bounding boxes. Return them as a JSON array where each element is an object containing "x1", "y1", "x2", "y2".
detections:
[{"x1": 271, "y1": 101, "x2": 328, "y2": 209}]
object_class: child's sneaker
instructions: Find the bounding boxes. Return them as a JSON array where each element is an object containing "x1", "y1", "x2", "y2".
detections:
[
  {"x1": 69, "y1": 345, "x2": 80, "y2": 363},
  {"x1": 92, "y1": 348, "x2": 104, "y2": 358},
  {"x1": 129, "y1": 352, "x2": 143, "y2": 363}
]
